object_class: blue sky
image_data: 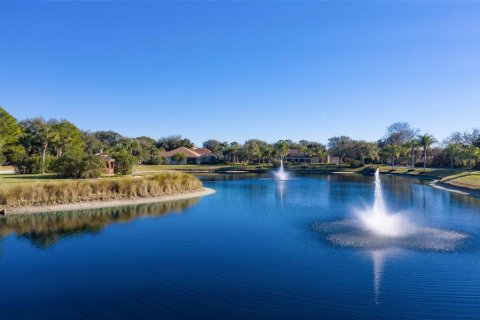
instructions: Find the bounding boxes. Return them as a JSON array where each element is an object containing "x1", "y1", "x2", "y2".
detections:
[{"x1": 1, "y1": 1, "x2": 479, "y2": 146}]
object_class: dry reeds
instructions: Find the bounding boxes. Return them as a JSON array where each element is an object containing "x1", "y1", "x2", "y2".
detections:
[{"x1": 0, "y1": 172, "x2": 202, "y2": 209}]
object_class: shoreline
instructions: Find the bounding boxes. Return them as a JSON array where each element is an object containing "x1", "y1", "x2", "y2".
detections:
[
  {"x1": 5, "y1": 187, "x2": 216, "y2": 215},
  {"x1": 379, "y1": 171, "x2": 480, "y2": 198},
  {"x1": 430, "y1": 180, "x2": 480, "y2": 198}
]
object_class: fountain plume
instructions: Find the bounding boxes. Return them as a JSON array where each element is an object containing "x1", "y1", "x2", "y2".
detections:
[
  {"x1": 273, "y1": 159, "x2": 289, "y2": 181},
  {"x1": 357, "y1": 169, "x2": 414, "y2": 237}
]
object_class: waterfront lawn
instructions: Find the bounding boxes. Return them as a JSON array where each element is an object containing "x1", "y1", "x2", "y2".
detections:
[
  {"x1": 377, "y1": 166, "x2": 464, "y2": 179},
  {"x1": 440, "y1": 172, "x2": 480, "y2": 190}
]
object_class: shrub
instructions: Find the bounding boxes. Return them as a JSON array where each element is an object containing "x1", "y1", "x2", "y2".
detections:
[
  {"x1": 149, "y1": 155, "x2": 167, "y2": 165},
  {"x1": 171, "y1": 152, "x2": 186, "y2": 164},
  {"x1": 112, "y1": 149, "x2": 138, "y2": 175},
  {"x1": 348, "y1": 160, "x2": 364, "y2": 168},
  {"x1": 50, "y1": 152, "x2": 104, "y2": 178},
  {"x1": 14, "y1": 156, "x2": 52, "y2": 174}
]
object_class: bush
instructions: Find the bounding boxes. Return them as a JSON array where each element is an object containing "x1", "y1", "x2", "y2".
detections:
[
  {"x1": 149, "y1": 155, "x2": 167, "y2": 165},
  {"x1": 112, "y1": 149, "x2": 138, "y2": 175},
  {"x1": 50, "y1": 152, "x2": 104, "y2": 178},
  {"x1": 348, "y1": 160, "x2": 364, "y2": 168},
  {"x1": 415, "y1": 162, "x2": 426, "y2": 168},
  {"x1": 14, "y1": 156, "x2": 52, "y2": 174}
]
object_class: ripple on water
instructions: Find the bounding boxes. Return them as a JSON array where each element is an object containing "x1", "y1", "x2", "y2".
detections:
[{"x1": 313, "y1": 219, "x2": 468, "y2": 252}]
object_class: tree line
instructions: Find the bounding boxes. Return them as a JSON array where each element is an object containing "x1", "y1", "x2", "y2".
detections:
[{"x1": 1, "y1": 107, "x2": 479, "y2": 178}]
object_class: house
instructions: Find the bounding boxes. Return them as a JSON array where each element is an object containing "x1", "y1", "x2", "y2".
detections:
[
  {"x1": 327, "y1": 155, "x2": 341, "y2": 165},
  {"x1": 285, "y1": 149, "x2": 337, "y2": 164},
  {"x1": 97, "y1": 153, "x2": 115, "y2": 175},
  {"x1": 157, "y1": 147, "x2": 216, "y2": 164}
]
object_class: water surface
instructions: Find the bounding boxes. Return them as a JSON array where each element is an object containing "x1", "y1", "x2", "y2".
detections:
[{"x1": 1, "y1": 174, "x2": 479, "y2": 319}]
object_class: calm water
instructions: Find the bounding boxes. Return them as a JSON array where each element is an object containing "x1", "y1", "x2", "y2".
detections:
[{"x1": 1, "y1": 174, "x2": 480, "y2": 319}]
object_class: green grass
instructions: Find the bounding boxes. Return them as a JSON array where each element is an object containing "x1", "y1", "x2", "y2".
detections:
[
  {"x1": 439, "y1": 172, "x2": 480, "y2": 190},
  {"x1": 377, "y1": 165, "x2": 464, "y2": 179},
  {"x1": 0, "y1": 173, "x2": 65, "y2": 184}
]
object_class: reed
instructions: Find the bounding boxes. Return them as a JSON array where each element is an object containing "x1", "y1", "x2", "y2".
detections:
[{"x1": 0, "y1": 172, "x2": 202, "y2": 209}]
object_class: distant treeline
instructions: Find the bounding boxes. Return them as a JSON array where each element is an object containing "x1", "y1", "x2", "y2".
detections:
[{"x1": 1, "y1": 106, "x2": 479, "y2": 175}]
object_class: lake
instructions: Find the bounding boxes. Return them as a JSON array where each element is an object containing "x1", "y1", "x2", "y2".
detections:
[{"x1": 1, "y1": 173, "x2": 479, "y2": 319}]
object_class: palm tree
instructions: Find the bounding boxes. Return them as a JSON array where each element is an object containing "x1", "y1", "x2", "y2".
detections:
[
  {"x1": 310, "y1": 145, "x2": 326, "y2": 164},
  {"x1": 462, "y1": 145, "x2": 480, "y2": 173},
  {"x1": 274, "y1": 140, "x2": 289, "y2": 161},
  {"x1": 417, "y1": 134, "x2": 437, "y2": 172},
  {"x1": 384, "y1": 144, "x2": 400, "y2": 169},
  {"x1": 445, "y1": 142, "x2": 462, "y2": 169},
  {"x1": 405, "y1": 139, "x2": 420, "y2": 169}
]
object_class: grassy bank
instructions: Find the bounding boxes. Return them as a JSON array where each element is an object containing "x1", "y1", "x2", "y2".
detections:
[
  {"x1": 0, "y1": 172, "x2": 202, "y2": 209},
  {"x1": 376, "y1": 166, "x2": 464, "y2": 179},
  {"x1": 438, "y1": 172, "x2": 480, "y2": 191}
]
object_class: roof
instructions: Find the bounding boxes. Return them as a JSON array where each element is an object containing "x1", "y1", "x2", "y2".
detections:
[
  {"x1": 286, "y1": 149, "x2": 310, "y2": 158},
  {"x1": 157, "y1": 147, "x2": 201, "y2": 158},
  {"x1": 193, "y1": 148, "x2": 212, "y2": 155},
  {"x1": 95, "y1": 153, "x2": 115, "y2": 161}
]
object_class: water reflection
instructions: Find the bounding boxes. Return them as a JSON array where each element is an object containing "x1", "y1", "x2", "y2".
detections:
[
  {"x1": 369, "y1": 249, "x2": 405, "y2": 305},
  {"x1": 0, "y1": 198, "x2": 199, "y2": 249},
  {"x1": 276, "y1": 180, "x2": 286, "y2": 204}
]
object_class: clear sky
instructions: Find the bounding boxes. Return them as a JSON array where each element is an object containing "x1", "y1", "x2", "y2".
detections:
[{"x1": 1, "y1": 1, "x2": 479, "y2": 146}]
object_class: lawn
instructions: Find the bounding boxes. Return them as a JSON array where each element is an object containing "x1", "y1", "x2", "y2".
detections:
[
  {"x1": 439, "y1": 172, "x2": 480, "y2": 190},
  {"x1": 377, "y1": 165, "x2": 464, "y2": 179}
]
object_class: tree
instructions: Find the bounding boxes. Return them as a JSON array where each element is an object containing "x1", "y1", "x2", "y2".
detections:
[
  {"x1": 244, "y1": 139, "x2": 265, "y2": 164},
  {"x1": 94, "y1": 131, "x2": 122, "y2": 147},
  {"x1": 223, "y1": 142, "x2": 241, "y2": 164},
  {"x1": 203, "y1": 139, "x2": 223, "y2": 156},
  {"x1": 171, "y1": 152, "x2": 186, "y2": 164},
  {"x1": 260, "y1": 144, "x2": 274, "y2": 164},
  {"x1": 157, "y1": 135, "x2": 194, "y2": 151},
  {"x1": 444, "y1": 141, "x2": 462, "y2": 169},
  {"x1": 0, "y1": 107, "x2": 22, "y2": 158},
  {"x1": 50, "y1": 120, "x2": 85, "y2": 157},
  {"x1": 405, "y1": 139, "x2": 421, "y2": 168},
  {"x1": 384, "y1": 122, "x2": 418, "y2": 146},
  {"x1": 18, "y1": 118, "x2": 58, "y2": 174},
  {"x1": 309, "y1": 144, "x2": 327, "y2": 164},
  {"x1": 328, "y1": 136, "x2": 354, "y2": 165},
  {"x1": 135, "y1": 136, "x2": 158, "y2": 164},
  {"x1": 463, "y1": 128, "x2": 480, "y2": 148},
  {"x1": 82, "y1": 131, "x2": 105, "y2": 154},
  {"x1": 417, "y1": 133, "x2": 437, "y2": 171},
  {"x1": 461, "y1": 146, "x2": 480, "y2": 173},
  {"x1": 274, "y1": 140, "x2": 289, "y2": 161},
  {"x1": 353, "y1": 141, "x2": 379, "y2": 165},
  {"x1": 112, "y1": 148, "x2": 138, "y2": 175},
  {"x1": 0, "y1": 107, "x2": 23, "y2": 165},
  {"x1": 383, "y1": 144, "x2": 401, "y2": 169}
]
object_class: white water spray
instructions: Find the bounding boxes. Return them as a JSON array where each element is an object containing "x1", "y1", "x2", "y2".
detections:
[
  {"x1": 357, "y1": 169, "x2": 414, "y2": 237},
  {"x1": 273, "y1": 159, "x2": 289, "y2": 181}
]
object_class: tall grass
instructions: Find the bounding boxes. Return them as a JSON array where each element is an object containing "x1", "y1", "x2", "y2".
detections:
[{"x1": 0, "y1": 172, "x2": 202, "y2": 209}]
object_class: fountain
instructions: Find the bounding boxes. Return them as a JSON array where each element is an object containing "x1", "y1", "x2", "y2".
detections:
[
  {"x1": 357, "y1": 169, "x2": 415, "y2": 237},
  {"x1": 273, "y1": 159, "x2": 289, "y2": 181},
  {"x1": 313, "y1": 168, "x2": 467, "y2": 251}
]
